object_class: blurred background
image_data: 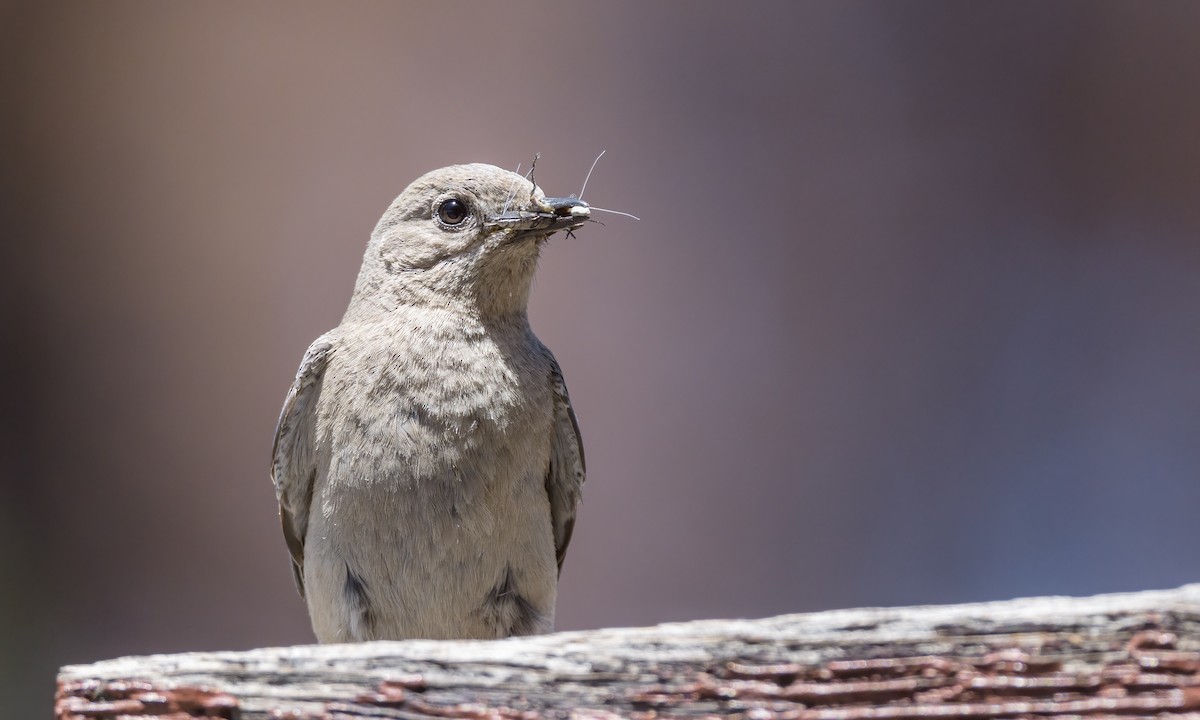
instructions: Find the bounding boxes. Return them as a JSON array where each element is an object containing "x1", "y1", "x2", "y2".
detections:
[{"x1": 3, "y1": 1, "x2": 1199, "y2": 715}]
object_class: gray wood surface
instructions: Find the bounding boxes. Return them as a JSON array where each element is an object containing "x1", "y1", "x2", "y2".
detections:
[{"x1": 57, "y1": 585, "x2": 1200, "y2": 719}]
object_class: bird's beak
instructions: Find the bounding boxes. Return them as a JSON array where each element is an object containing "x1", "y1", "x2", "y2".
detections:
[{"x1": 486, "y1": 197, "x2": 591, "y2": 237}]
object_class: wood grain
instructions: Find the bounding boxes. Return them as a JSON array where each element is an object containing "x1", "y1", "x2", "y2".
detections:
[{"x1": 56, "y1": 585, "x2": 1200, "y2": 719}]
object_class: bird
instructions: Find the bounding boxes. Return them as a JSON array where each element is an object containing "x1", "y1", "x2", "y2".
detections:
[{"x1": 271, "y1": 163, "x2": 588, "y2": 642}]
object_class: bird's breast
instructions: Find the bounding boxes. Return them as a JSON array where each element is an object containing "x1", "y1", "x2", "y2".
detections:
[{"x1": 319, "y1": 316, "x2": 554, "y2": 489}]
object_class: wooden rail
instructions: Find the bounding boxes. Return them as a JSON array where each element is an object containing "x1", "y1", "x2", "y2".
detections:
[{"x1": 56, "y1": 585, "x2": 1200, "y2": 719}]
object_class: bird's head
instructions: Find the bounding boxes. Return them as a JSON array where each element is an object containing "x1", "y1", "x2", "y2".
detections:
[{"x1": 347, "y1": 163, "x2": 589, "y2": 320}]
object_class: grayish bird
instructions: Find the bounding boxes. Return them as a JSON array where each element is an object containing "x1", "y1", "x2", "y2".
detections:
[{"x1": 271, "y1": 163, "x2": 588, "y2": 642}]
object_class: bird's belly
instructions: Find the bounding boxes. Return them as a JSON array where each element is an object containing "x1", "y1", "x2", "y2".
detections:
[{"x1": 305, "y1": 412, "x2": 558, "y2": 642}]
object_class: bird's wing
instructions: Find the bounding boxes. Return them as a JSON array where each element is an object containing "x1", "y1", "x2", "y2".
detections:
[
  {"x1": 546, "y1": 359, "x2": 586, "y2": 576},
  {"x1": 270, "y1": 332, "x2": 337, "y2": 598}
]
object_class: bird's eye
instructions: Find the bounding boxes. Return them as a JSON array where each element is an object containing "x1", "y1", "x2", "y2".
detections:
[{"x1": 437, "y1": 198, "x2": 468, "y2": 226}]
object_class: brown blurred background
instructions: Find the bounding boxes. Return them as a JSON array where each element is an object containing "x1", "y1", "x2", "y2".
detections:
[{"x1": 3, "y1": 1, "x2": 1199, "y2": 715}]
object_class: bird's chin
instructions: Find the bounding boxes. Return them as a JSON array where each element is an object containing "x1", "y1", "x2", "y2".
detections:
[
  {"x1": 484, "y1": 230, "x2": 546, "y2": 262},
  {"x1": 500, "y1": 228, "x2": 556, "y2": 247}
]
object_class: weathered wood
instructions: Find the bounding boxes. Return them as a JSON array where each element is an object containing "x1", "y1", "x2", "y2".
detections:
[{"x1": 57, "y1": 585, "x2": 1200, "y2": 719}]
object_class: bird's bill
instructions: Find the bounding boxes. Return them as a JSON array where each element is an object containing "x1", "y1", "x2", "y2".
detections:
[{"x1": 486, "y1": 197, "x2": 591, "y2": 237}]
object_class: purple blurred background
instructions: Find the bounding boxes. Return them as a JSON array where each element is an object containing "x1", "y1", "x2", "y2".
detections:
[{"x1": 3, "y1": 1, "x2": 1199, "y2": 715}]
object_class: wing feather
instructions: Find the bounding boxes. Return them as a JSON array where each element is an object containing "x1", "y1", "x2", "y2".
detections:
[
  {"x1": 270, "y1": 333, "x2": 336, "y2": 598},
  {"x1": 546, "y1": 361, "x2": 586, "y2": 576}
]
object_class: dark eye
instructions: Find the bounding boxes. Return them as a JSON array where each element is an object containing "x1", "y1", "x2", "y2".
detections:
[{"x1": 437, "y1": 198, "x2": 468, "y2": 226}]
